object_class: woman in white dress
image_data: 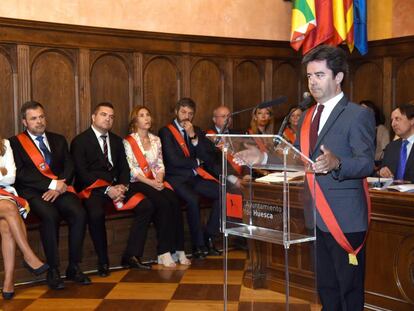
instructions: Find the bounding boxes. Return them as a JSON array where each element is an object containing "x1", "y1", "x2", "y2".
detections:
[
  {"x1": 124, "y1": 106, "x2": 191, "y2": 267},
  {"x1": 0, "y1": 138, "x2": 48, "y2": 299}
]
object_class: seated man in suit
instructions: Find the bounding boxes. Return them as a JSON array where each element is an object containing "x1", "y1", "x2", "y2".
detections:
[
  {"x1": 379, "y1": 103, "x2": 414, "y2": 182},
  {"x1": 71, "y1": 102, "x2": 154, "y2": 276},
  {"x1": 205, "y1": 105, "x2": 248, "y2": 188},
  {"x1": 159, "y1": 98, "x2": 220, "y2": 259},
  {"x1": 10, "y1": 101, "x2": 89, "y2": 290}
]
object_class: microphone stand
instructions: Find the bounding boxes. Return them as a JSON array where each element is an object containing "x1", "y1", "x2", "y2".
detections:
[
  {"x1": 274, "y1": 110, "x2": 294, "y2": 146},
  {"x1": 214, "y1": 107, "x2": 252, "y2": 145}
]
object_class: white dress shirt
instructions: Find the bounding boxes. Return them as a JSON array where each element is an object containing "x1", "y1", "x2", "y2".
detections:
[{"x1": 91, "y1": 125, "x2": 113, "y2": 166}]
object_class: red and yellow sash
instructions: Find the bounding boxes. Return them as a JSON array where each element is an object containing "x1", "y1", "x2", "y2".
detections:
[
  {"x1": 300, "y1": 106, "x2": 371, "y2": 265},
  {"x1": 283, "y1": 127, "x2": 296, "y2": 144},
  {"x1": 124, "y1": 135, "x2": 173, "y2": 191},
  {"x1": 166, "y1": 124, "x2": 218, "y2": 183},
  {"x1": 78, "y1": 178, "x2": 145, "y2": 211},
  {"x1": 16, "y1": 133, "x2": 76, "y2": 194},
  {"x1": 0, "y1": 188, "x2": 30, "y2": 218},
  {"x1": 205, "y1": 129, "x2": 242, "y2": 175},
  {"x1": 247, "y1": 129, "x2": 267, "y2": 153}
]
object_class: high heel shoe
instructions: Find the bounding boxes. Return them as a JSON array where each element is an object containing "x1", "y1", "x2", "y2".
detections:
[
  {"x1": 175, "y1": 251, "x2": 191, "y2": 265},
  {"x1": 23, "y1": 261, "x2": 49, "y2": 276},
  {"x1": 157, "y1": 252, "x2": 177, "y2": 268},
  {"x1": 2, "y1": 291, "x2": 15, "y2": 300}
]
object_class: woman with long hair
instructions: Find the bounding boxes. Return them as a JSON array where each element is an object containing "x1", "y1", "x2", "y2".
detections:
[
  {"x1": 123, "y1": 106, "x2": 191, "y2": 267},
  {"x1": 283, "y1": 107, "x2": 303, "y2": 144},
  {"x1": 0, "y1": 138, "x2": 48, "y2": 299},
  {"x1": 248, "y1": 107, "x2": 274, "y2": 134}
]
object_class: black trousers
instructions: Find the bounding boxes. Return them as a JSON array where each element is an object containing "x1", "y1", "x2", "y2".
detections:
[
  {"x1": 29, "y1": 192, "x2": 86, "y2": 269},
  {"x1": 83, "y1": 190, "x2": 154, "y2": 264},
  {"x1": 169, "y1": 175, "x2": 220, "y2": 247},
  {"x1": 129, "y1": 182, "x2": 184, "y2": 254},
  {"x1": 316, "y1": 227, "x2": 366, "y2": 311}
]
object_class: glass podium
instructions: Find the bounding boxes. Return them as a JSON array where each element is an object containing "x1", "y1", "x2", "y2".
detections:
[{"x1": 206, "y1": 133, "x2": 317, "y2": 311}]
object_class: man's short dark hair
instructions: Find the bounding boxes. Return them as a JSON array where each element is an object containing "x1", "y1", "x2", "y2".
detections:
[
  {"x1": 93, "y1": 102, "x2": 114, "y2": 114},
  {"x1": 175, "y1": 97, "x2": 196, "y2": 112},
  {"x1": 302, "y1": 45, "x2": 349, "y2": 78},
  {"x1": 359, "y1": 100, "x2": 386, "y2": 126},
  {"x1": 21, "y1": 101, "x2": 44, "y2": 119},
  {"x1": 397, "y1": 103, "x2": 414, "y2": 120}
]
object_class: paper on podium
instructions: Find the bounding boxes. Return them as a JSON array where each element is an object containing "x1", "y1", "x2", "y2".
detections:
[
  {"x1": 387, "y1": 184, "x2": 414, "y2": 192},
  {"x1": 255, "y1": 171, "x2": 305, "y2": 184}
]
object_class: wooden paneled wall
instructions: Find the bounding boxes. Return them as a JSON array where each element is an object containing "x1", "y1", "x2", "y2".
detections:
[{"x1": 1, "y1": 18, "x2": 414, "y2": 141}]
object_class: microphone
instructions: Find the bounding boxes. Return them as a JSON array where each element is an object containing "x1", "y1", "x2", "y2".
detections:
[
  {"x1": 214, "y1": 95, "x2": 288, "y2": 145},
  {"x1": 298, "y1": 92, "x2": 314, "y2": 109},
  {"x1": 276, "y1": 92, "x2": 313, "y2": 140},
  {"x1": 256, "y1": 96, "x2": 288, "y2": 109}
]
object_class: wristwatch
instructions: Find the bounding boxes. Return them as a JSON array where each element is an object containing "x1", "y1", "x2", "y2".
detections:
[{"x1": 189, "y1": 134, "x2": 198, "y2": 140}]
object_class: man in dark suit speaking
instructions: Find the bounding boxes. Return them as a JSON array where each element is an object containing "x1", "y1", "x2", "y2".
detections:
[
  {"x1": 236, "y1": 45, "x2": 375, "y2": 310},
  {"x1": 379, "y1": 103, "x2": 414, "y2": 182},
  {"x1": 10, "y1": 101, "x2": 89, "y2": 290},
  {"x1": 71, "y1": 102, "x2": 154, "y2": 277}
]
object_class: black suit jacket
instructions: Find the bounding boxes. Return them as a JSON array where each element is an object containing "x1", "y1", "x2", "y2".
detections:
[
  {"x1": 381, "y1": 139, "x2": 414, "y2": 182},
  {"x1": 158, "y1": 122, "x2": 213, "y2": 182},
  {"x1": 9, "y1": 131, "x2": 75, "y2": 200},
  {"x1": 70, "y1": 127, "x2": 130, "y2": 194}
]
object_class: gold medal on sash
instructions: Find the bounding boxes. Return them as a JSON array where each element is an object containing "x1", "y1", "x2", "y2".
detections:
[{"x1": 348, "y1": 253, "x2": 358, "y2": 266}]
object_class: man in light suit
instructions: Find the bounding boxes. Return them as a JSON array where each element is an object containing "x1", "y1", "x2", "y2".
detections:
[
  {"x1": 379, "y1": 103, "x2": 414, "y2": 182},
  {"x1": 235, "y1": 46, "x2": 375, "y2": 310},
  {"x1": 71, "y1": 102, "x2": 154, "y2": 277},
  {"x1": 10, "y1": 101, "x2": 89, "y2": 290},
  {"x1": 298, "y1": 45, "x2": 375, "y2": 310}
]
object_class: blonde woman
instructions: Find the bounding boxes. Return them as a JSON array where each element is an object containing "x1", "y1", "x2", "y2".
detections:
[
  {"x1": 0, "y1": 138, "x2": 48, "y2": 299},
  {"x1": 248, "y1": 107, "x2": 274, "y2": 135},
  {"x1": 124, "y1": 106, "x2": 190, "y2": 267}
]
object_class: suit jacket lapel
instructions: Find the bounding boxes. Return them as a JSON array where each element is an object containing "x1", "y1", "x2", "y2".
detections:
[
  {"x1": 108, "y1": 132, "x2": 117, "y2": 166},
  {"x1": 313, "y1": 96, "x2": 347, "y2": 156},
  {"x1": 44, "y1": 132, "x2": 55, "y2": 165},
  {"x1": 87, "y1": 127, "x2": 107, "y2": 165}
]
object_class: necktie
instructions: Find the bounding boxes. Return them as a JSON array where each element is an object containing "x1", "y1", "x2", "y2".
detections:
[
  {"x1": 35, "y1": 136, "x2": 51, "y2": 165},
  {"x1": 309, "y1": 104, "x2": 325, "y2": 153},
  {"x1": 182, "y1": 129, "x2": 189, "y2": 146},
  {"x1": 396, "y1": 140, "x2": 409, "y2": 180},
  {"x1": 100, "y1": 135, "x2": 113, "y2": 170}
]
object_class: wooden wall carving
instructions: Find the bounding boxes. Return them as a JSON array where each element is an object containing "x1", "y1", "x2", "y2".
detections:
[
  {"x1": 0, "y1": 18, "x2": 414, "y2": 141},
  {"x1": 233, "y1": 60, "x2": 263, "y2": 131},
  {"x1": 0, "y1": 48, "x2": 16, "y2": 138}
]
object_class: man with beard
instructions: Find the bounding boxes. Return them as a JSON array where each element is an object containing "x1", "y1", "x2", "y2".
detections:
[
  {"x1": 10, "y1": 101, "x2": 89, "y2": 290},
  {"x1": 159, "y1": 98, "x2": 220, "y2": 259}
]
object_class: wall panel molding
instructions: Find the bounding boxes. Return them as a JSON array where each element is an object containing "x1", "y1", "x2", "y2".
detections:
[{"x1": 1, "y1": 17, "x2": 414, "y2": 139}]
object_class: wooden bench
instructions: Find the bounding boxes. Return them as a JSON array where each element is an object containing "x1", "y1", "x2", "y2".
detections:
[{"x1": 3, "y1": 198, "x2": 215, "y2": 284}]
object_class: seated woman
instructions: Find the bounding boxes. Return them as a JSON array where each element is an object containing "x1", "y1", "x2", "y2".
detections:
[
  {"x1": 246, "y1": 107, "x2": 274, "y2": 177},
  {"x1": 283, "y1": 107, "x2": 303, "y2": 144},
  {"x1": 123, "y1": 106, "x2": 191, "y2": 267},
  {"x1": 247, "y1": 107, "x2": 274, "y2": 135},
  {"x1": 0, "y1": 138, "x2": 48, "y2": 299}
]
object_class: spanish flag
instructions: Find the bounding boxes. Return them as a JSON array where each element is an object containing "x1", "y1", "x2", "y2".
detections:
[
  {"x1": 291, "y1": 0, "x2": 368, "y2": 55},
  {"x1": 290, "y1": 0, "x2": 317, "y2": 51}
]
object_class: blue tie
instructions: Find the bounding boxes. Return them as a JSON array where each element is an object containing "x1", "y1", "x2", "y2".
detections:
[
  {"x1": 35, "y1": 136, "x2": 52, "y2": 165},
  {"x1": 396, "y1": 140, "x2": 409, "y2": 180}
]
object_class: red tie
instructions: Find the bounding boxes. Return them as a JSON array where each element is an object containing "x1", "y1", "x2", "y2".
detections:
[{"x1": 309, "y1": 104, "x2": 325, "y2": 153}]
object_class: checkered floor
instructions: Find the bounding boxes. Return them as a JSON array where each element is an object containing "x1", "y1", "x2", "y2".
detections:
[{"x1": 0, "y1": 251, "x2": 319, "y2": 310}]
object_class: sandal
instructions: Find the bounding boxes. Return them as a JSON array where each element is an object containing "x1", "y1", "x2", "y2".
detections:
[
  {"x1": 157, "y1": 252, "x2": 177, "y2": 268},
  {"x1": 175, "y1": 251, "x2": 191, "y2": 265}
]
